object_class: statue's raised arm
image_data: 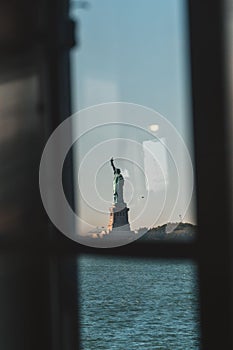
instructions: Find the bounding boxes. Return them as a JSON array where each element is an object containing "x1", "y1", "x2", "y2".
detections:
[{"x1": 110, "y1": 157, "x2": 116, "y2": 173}]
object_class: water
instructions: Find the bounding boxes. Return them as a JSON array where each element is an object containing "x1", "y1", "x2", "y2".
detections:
[{"x1": 78, "y1": 256, "x2": 200, "y2": 350}]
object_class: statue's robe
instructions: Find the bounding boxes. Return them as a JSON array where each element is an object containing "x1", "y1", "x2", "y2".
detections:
[{"x1": 113, "y1": 173, "x2": 124, "y2": 204}]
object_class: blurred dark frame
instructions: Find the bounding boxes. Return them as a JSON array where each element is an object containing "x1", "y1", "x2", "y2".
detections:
[{"x1": 0, "y1": 0, "x2": 232, "y2": 349}]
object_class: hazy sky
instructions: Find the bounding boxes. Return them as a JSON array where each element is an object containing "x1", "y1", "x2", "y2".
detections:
[{"x1": 70, "y1": 0, "x2": 196, "y2": 235}]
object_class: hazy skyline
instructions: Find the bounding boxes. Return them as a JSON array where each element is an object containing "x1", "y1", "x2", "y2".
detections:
[{"x1": 70, "y1": 0, "x2": 196, "y2": 235}]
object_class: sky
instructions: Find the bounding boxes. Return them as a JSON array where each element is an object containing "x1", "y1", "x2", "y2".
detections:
[{"x1": 69, "y1": 0, "x2": 196, "y2": 235}]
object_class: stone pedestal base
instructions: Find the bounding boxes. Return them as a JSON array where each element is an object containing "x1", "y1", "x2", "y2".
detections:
[{"x1": 108, "y1": 203, "x2": 130, "y2": 232}]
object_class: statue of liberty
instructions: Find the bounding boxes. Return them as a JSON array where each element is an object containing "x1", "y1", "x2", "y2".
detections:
[
  {"x1": 110, "y1": 157, "x2": 124, "y2": 204},
  {"x1": 108, "y1": 157, "x2": 130, "y2": 233}
]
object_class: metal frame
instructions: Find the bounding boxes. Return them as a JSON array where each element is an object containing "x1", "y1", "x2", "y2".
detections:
[{"x1": 189, "y1": 1, "x2": 233, "y2": 349}]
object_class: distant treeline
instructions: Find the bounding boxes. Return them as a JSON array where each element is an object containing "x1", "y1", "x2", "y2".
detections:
[{"x1": 137, "y1": 222, "x2": 196, "y2": 241}]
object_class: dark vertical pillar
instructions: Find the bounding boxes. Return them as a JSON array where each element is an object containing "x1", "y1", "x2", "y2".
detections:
[
  {"x1": 188, "y1": 1, "x2": 233, "y2": 348},
  {"x1": 0, "y1": 0, "x2": 79, "y2": 349}
]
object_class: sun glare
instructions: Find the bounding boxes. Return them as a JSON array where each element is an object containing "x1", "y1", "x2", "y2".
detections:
[{"x1": 149, "y1": 124, "x2": 159, "y2": 132}]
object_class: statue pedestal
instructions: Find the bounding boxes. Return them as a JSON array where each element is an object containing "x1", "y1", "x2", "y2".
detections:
[{"x1": 108, "y1": 203, "x2": 130, "y2": 232}]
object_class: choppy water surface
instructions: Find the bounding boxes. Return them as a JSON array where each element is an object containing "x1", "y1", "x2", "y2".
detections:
[{"x1": 79, "y1": 256, "x2": 200, "y2": 350}]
